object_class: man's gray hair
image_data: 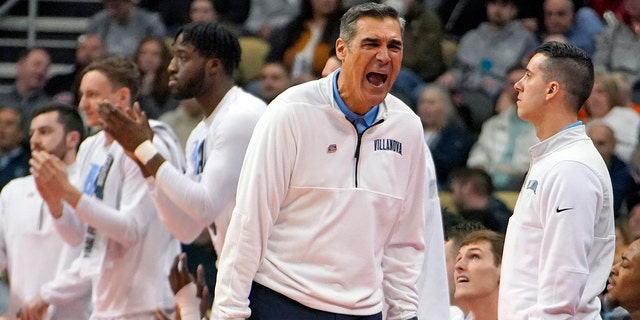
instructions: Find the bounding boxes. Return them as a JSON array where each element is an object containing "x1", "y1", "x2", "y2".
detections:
[{"x1": 339, "y1": 2, "x2": 405, "y2": 44}]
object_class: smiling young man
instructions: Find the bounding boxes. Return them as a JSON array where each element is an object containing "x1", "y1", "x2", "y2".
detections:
[
  {"x1": 212, "y1": 3, "x2": 448, "y2": 320},
  {"x1": 498, "y1": 41, "x2": 615, "y2": 319}
]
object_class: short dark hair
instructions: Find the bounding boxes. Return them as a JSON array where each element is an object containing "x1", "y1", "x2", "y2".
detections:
[
  {"x1": 82, "y1": 56, "x2": 141, "y2": 102},
  {"x1": 175, "y1": 22, "x2": 241, "y2": 76},
  {"x1": 535, "y1": 41, "x2": 594, "y2": 111},
  {"x1": 445, "y1": 221, "x2": 485, "y2": 247},
  {"x1": 32, "y1": 102, "x2": 86, "y2": 143},
  {"x1": 449, "y1": 167, "x2": 495, "y2": 196},
  {"x1": 339, "y1": 2, "x2": 405, "y2": 44},
  {"x1": 460, "y1": 229, "x2": 505, "y2": 266}
]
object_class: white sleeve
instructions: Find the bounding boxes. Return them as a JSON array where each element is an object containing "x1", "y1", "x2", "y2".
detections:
[
  {"x1": 153, "y1": 111, "x2": 259, "y2": 243},
  {"x1": 40, "y1": 257, "x2": 92, "y2": 305},
  {"x1": 535, "y1": 162, "x2": 602, "y2": 318},
  {"x1": 383, "y1": 137, "x2": 428, "y2": 320},
  {"x1": 213, "y1": 107, "x2": 294, "y2": 320},
  {"x1": 51, "y1": 203, "x2": 86, "y2": 246},
  {"x1": 73, "y1": 159, "x2": 153, "y2": 248},
  {"x1": 417, "y1": 148, "x2": 450, "y2": 320},
  {"x1": 0, "y1": 189, "x2": 9, "y2": 273}
]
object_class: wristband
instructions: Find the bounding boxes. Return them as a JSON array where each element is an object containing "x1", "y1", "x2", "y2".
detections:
[
  {"x1": 133, "y1": 140, "x2": 158, "y2": 165},
  {"x1": 175, "y1": 282, "x2": 201, "y2": 320}
]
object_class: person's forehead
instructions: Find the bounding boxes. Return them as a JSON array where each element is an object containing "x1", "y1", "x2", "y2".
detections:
[
  {"x1": 353, "y1": 16, "x2": 402, "y2": 38},
  {"x1": 628, "y1": 241, "x2": 640, "y2": 263},
  {"x1": 0, "y1": 108, "x2": 20, "y2": 119}
]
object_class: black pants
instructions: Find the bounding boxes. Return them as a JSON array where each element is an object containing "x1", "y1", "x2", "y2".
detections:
[{"x1": 248, "y1": 282, "x2": 383, "y2": 320}]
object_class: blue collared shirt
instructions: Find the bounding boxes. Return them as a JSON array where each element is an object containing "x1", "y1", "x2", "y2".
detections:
[{"x1": 332, "y1": 70, "x2": 379, "y2": 135}]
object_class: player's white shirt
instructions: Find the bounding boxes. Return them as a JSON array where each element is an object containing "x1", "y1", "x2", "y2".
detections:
[
  {"x1": 0, "y1": 165, "x2": 90, "y2": 320},
  {"x1": 147, "y1": 86, "x2": 266, "y2": 257},
  {"x1": 44, "y1": 129, "x2": 183, "y2": 319}
]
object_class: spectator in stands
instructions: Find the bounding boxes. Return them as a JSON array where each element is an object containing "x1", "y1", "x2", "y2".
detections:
[
  {"x1": 593, "y1": 0, "x2": 640, "y2": 87},
  {"x1": 589, "y1": 0, "x2": 624, "y2": 19},
  {"x1": 158, "y1": 98, "x2": 203, "y2": 149},
  {"x1": 454, "y1": 230, "x2": 504, "y2": 320},
  {"x1": 626, "y1": 190, "x2": 640, "y2": 240},
  {"x1": 45, "y1": 34, "x2": 107, "y2": 105},
  {"x1": 442, "y1": 221, "x2": 485, "y2": 320},
  {"x1": 266, "y1": 0, "x2": 343, "y2": 84},
  {"x1": 257, "y1": 61, "x2": 292, "y2": 103},
  {"x1": 448, "y1": 167, "x2": 512, "y2": 234},
  {"x1": 494, "y1": 64, "x2": 526, "y2": 113},
  {"x1": 244, "y1": 0, "x2": 301, "y2": 39},
  {"x1": 607, "y1": 238, "x2": 640, "y2": 319},
  {"x1": 587, "y1": 121, "x2": 633, "y2": 217},
  {"x1": 390, "y1": 0, "x2": 445, "y2": 106},
  {"x1": 190, "y1": 0, "x2": 216, "y2": 22},
  {"x1": 584, "y1": 72, "x2": 640, "y2": 163},
  {"x1": 541, "y1": 0, "x2": 603, "y2": 56},
  {"x1": 416, "y1": 85, "x2": 475, "y2": 189},
  {"x1": 0, "y1": 107, "x2": 29, "y2": 190},
  {"x1": 437, "y1": 0, "x2": 488, "y2": 40},
  {"x1": 87, "y1": 0, "x2": 166, "y2": 59},
  {"x1": 134, "y1": 37, "x2": 175, "y2": 118},
  {"x1": 398, "y1": 0, "x2": 445, "y2": 82},
  {"x1": 436, "y1": 0, "x2": 538, "y2": 101},
  {"x1": 0, "y1": 48, "x2": 51, "y2": 130},
  {"x1": 467, "y1": 66, "x2": 539, "y2": 191}
]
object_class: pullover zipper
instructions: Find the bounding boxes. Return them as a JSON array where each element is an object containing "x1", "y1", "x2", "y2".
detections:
[{"x1": 353, "y1": 119, "x2": 385, "y2": 187}]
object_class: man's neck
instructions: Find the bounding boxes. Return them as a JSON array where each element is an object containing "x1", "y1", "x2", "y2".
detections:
[{"x1": 197, "y1": 79, "x2": 235, "y2": 117}]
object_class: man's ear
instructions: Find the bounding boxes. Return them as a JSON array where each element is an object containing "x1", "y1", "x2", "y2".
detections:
[
  {"x1": 335, "y1": 38, "x2": 347, "y2": 62},
  {"x1": 116, "y1": 86, "x2": 131, "y2": 107},
  {"x1": 205, "y1": 58, "x2": 222, "y2": 76},
  {"x1": 66, "y1": 131, "x2": 81, "y2": 150}
]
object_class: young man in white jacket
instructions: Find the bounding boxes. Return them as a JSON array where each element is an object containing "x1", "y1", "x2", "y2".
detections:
[
  {"x1": 23, "y1": 56, "x2": 185, "y2": 320},
  {"x1": 498, "y1": 41, "x2": 615, "y2": 319},
  {"x1": 0, "y1": 104, "x2": 90, "y2": 320},
  {"x1": 211, "y1": 3, "x2": 449, "y2": 320}
]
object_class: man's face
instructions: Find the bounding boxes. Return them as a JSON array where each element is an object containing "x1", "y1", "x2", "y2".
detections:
[
  {"x1": 78, "y1": 70, "x2": 127, "y2": 128},
  {"x1": 487, "y1": 1, "x2": 517, "y2": 28},
  {"x1": 190, "y1": 0, "x2": 216, "y2": 22},
  {"x1": 416, "y1": 87, "x2": 446, "y2": 129},
  {"x1": 587, "y1": 124, "x2": 616, "y2": 162},
  {"x1": 504, "y1": 69, "x2": 526, "y2": 103},
  {"x1": 259, "y1": 63, "x2": 291, "y2": 103},
  {"x1": 336, "y1": 16, "x2": 403, "y2": 110},
  {"x1": 585, "y1": 80, "x2": 612, "y2": 118},
  {"x1": 0, "y1": 108, "x2": 23, "y2": 152},
  {"x1": 624, "y1": 0, "x2": 640, "y2": 19},
  {"x1": 76, "y1": 35, "x2": 106, "y2": 67},
  {"x1": 449, "y1": 180, "x2": 467, "y2": 211},
  {"x1": 104, "y1": 0, "x2": 132, "y2": 21},
  {"x1": 136, "y1": 40, "x2": 164, "y2": 74},
  {"x1": 29, "y1": 111, "x2": 70, "y2": 160},
  {"x1": 629, "y1": 206, "x2": 640, "y2": 239},
  {"x1": 514, "y1": 53, "x2": 549, "y2": 123},
  {"x1": 608, "y1": 240, "x2": 640, "y2": 311},
  {"x1": 454, "y1": 241, "x2": 501, "y2": 302},
  {"x1": 544, "y1": 0, "x2": 574, "y2": 34},
  {"x1": 17, "y1": 49, "x2": 51, "y2": 93},
  {"x1": 168, "y1": 34, "x2": 208, "y2": 100}
]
